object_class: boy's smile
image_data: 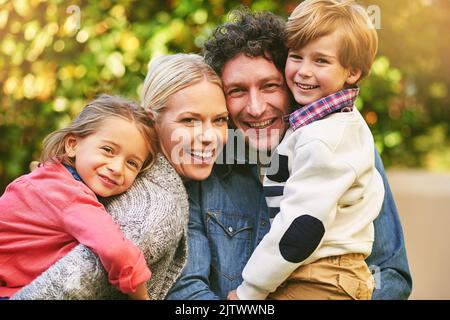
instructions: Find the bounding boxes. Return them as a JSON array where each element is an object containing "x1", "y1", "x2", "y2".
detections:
[{"x1": 285, "y1": 30, "x2": 361, "y2": 106}]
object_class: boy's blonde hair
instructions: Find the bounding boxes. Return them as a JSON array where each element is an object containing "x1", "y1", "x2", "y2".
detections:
[
  {"x1": 286, "y1": 0, "x2": 378, "y2": 81},
  {"x1": 140, "y1": 53, "x2": 222, "y2": 121},
  {"x1": 41, "y1": 94, "x2": 158, "y2": 171}
]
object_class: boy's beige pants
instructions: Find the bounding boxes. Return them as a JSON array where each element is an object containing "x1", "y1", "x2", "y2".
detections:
[{"x1": 268, "y1": 253, "x2": 375, "y2": 300}]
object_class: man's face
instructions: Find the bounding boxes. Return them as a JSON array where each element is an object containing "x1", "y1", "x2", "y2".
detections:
[{"x1": 221, "y1": 53, "x2": 290, "y2": 152}]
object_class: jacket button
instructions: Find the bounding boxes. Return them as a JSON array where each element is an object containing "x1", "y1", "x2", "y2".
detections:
[{"x1": 228, "y1": 226, "x2": 234, "y2": 233}]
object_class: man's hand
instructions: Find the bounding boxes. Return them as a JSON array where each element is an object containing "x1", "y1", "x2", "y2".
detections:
[{"x1": 227, "y1": 289, "x2": 240, "y2": 300}]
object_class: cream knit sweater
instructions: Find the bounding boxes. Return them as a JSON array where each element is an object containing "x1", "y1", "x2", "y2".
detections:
[{"x1": 11, "y1": 154, "x2": 189, "y2": 300}]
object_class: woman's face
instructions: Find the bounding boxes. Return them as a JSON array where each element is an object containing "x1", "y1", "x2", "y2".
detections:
[{"x1": 156, "y1": 80, "x2": 228, "y2": 181}]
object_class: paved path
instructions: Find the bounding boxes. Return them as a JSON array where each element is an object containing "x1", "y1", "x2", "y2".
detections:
[{"x1": 387, "y1": 169, "x2": 450, "y2": 299}]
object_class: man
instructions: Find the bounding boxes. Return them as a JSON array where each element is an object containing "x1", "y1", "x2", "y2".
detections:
[{"x1": 166, "y1": 9, "x2": 412, "y2": 300}]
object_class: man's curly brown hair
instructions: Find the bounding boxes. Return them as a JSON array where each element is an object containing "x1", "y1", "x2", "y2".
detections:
[{"x1": 203, "y1": 8, "x2": 288, "y2": 75}]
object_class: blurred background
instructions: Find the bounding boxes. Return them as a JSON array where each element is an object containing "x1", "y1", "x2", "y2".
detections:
[{"x1": 0, "y1": 0, "x2": 449, "y2": 299}]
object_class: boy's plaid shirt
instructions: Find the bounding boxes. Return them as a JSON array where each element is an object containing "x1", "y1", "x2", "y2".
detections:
[{"x1": 286, "y1": 87, "x2": 360, "y2": 131}]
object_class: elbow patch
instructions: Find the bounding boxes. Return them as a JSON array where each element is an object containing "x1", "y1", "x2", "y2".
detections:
[{"x1": 279, "y1": 215, "x2": 325, "y2": 263}]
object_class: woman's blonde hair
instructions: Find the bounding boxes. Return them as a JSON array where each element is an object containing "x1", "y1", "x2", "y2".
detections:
[
  {"x1": 286, "y1": 0, "x2": 378, "y2": 81},
  {"x1": 140, "y1": 53, "x2": 222, "y2": 120},
  {"x1": 40, "y1": 94, "x2": 158, "y2": 171}
]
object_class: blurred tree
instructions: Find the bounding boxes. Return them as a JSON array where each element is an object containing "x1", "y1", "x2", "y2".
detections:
[{"x1": 0, "y1": 0, "x2": 449, "y2": 193}]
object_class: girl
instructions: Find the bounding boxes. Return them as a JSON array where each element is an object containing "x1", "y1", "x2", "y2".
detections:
[{"x1": 0, "y1": 94, "x2": 157, "y2": 300}]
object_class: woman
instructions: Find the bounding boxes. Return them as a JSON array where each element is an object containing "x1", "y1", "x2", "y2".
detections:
[{"x1": 11, "y1": 53, "x2": 228, "y2": 300}]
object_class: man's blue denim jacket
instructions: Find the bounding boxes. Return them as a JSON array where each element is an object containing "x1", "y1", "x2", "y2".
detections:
[{"x1": 167, "y1": 149, "x2": 412, "y2": 300}]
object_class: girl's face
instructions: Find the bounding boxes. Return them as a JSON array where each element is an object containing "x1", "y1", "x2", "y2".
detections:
[
  {"x1": 156, "y1": 80, "x2": 228, "y2": 181},
  {"x1": 65, "y1": 117, "x2": 151, "y2": 197}
]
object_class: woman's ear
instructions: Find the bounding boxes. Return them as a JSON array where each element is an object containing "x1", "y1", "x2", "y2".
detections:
[
  {"x1": 64, "y1": 135, "x2": 78, "y2": 158},
  {"x1": 346, "y1": 68, "x2": 362, "y2": 86}
]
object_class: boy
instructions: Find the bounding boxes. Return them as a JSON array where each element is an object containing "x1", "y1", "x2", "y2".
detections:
[{"x1": 232, "y1": 0, "x2": 385, "y2": 300}]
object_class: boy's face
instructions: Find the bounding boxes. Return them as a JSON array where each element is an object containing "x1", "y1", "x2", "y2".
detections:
[
  {"x1": 285, "y1": 30, "x2": 361, "y2": 106},
  {"x1": 65, "y1": 117, "x2": 150, "y2": 197}
]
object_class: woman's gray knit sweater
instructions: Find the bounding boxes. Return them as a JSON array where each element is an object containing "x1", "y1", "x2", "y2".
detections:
[{"x1": 11, "y1": 154, "x2": 189, "y2": 300}]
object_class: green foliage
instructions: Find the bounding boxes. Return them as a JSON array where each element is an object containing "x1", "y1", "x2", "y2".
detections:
[{"x1": 1, "y1": 0, "x2": 449, "y2": 193}]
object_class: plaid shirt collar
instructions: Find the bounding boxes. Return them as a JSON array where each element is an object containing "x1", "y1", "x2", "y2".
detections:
[{"x1": 286, "y1": 87, "x2": 359, "y2": 131}]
